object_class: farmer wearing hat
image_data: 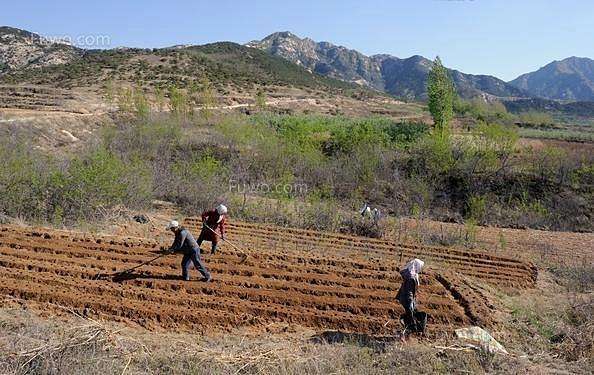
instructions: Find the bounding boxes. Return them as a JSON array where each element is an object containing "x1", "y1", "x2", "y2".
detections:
[{"x1": 166, "y1": 220, "x2": 212, "y2": 282}]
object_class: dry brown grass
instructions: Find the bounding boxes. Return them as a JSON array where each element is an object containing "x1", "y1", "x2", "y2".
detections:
[
  {"x1": 501, "y1": 271, "x2": 593, "y2": 371},
  {"x1": 0, "y1": 295, "x2": 589, "y2": 375}
]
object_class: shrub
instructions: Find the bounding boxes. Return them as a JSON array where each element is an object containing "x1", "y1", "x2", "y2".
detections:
[
  {"x1": 339, "y1": 216, "x2": 385, "y2": 238},
  {"x1": 0, "y1": 141, "x2": 52, "y2": 219},
  {"x1": 466, "y1": 122, "x2": 518, "y2": 176},
  {"x1": 298, "y1": 198, "x2": 342, "y2": 231},
  {"x1": 383, "y1": 121, "x2": 428, "y2": 147},
  {"x1": 168, "y1": 154, "x2": 229, "y2": 214},
  {"x1": 154, "y1": 87, "x2": 166, "y2": 111},
  {"x1": 103, "y1": 79, "x2": 116, "y2": 105},
  {"x1": 255, "y1": 88, "x2": 267, "y2": 111},
  {"x1": 527, "y1": 146, "x2": 567, "y2": 183},
  {"x1": 466, "y1": 195, "x2": 487, "y2": 222},
  {"x1": 197, "y1": 77, "x2": 216, "y2": 121},
  {"x1": 408, "y1": 132, "x2": 455, "y2": 177},
  {"x1": 5, "y1": 111, "x2": 590, "y2": 232},
  {"x1": 518, "y1": 110, "x2": 554, "y2": 127},
  {"x1": 62, "y1": 147, "x2": 152, "y2": 220},
  {"x1": 455, "y1": 97, "x2": 515, "y2": 125},
  {"x1": 215, "y1": 113, "x2": 590, "y2": 232},
  {"x1": 168, "y1": 86, "x2": 191, "y2": 119},
  {"x1": 327, "y1": 118, "x2": 390, "y2": 154},
  {"x1": 133, "y1": 86, "x2": 150, "y2": 119},
  {"x1": 549, "y1": 264, "x2": 594, "y2": 293},
  {"x1": 0, "y1": 139, "x2": 152, "y2": 225},
  {"x1": 116, "y1": 86, "x2": 134, "y2": 113}
]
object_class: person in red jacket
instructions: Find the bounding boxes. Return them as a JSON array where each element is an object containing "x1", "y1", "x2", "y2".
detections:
[{"x1": 197, "y1": 204, "x2": 227, "y2": 254}]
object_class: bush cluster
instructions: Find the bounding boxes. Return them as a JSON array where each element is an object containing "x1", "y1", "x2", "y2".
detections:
[
  {"x1": 0, "y1": 139, "x2": 151, "y2": 225},
  {"x1": 1, "y1": 112, "x2": 591, "y2": 232}
]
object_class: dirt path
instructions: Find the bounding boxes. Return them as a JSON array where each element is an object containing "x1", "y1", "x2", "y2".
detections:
[{"x1": 0, "y1": 111, "x2": 105, "y2": 123}]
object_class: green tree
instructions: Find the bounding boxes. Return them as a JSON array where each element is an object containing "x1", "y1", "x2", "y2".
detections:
[
  {"x1": 168, "y1": 86, "x2": 189, "y2": 119},
  {"x1": 427, "y1": 56, "x2": 455, "y2": 139},
  {"x1": 199, "y1": 77, "x2": 216, "y2": 122},
  {"x1": 187, "y1": 83, "x2": 199, "y2": 118},
  {"x1": 117, "y1": 86, "x2": 134, "y2": 114},
  {"x1": 104, "y1": 80, "x2": 116, "y2": 106},
  {"x1": 255, "y1": 89, "x2": 267, "y2": 111},
  {"x1": 154, "y1": 87, "x2": 166, "y2": 112},
  {"x1": 133, "y1": 86, "x2": 150, "y2": 120}
]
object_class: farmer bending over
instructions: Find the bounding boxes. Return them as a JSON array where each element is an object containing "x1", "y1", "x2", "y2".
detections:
[
  {"x1": 396, "y1": 258, "x2": 424, "y2": 331},
  {"x1": 197, "y1": 204, "x2": 227, "y2": 254},
  {"x1": 167, "y1": 220, "x2": 211, "y2": 282}
]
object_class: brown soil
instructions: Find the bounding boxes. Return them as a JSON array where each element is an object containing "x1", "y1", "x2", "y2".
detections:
[
  {"x1": 390, "y1": 218, "x2": 594, "y2": 267},
  {"x1": 0, "y1": 220, "x2": 536, "y2": 336}
]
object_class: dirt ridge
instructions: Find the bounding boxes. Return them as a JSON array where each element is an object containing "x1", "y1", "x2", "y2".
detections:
[{"x1": 0, "y1": 223, "x2": 534, "y2": 334}]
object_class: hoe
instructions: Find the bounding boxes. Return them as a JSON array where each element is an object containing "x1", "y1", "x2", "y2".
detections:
[
  {"x1": 202, "y1": 222, "x2": 249, "y2": 263},
  {"x1": 92, "y1": 252, "x2": 169, "y2": 281},
  {"x1": 93, "y1": 224, "x2": 248, "y2": 280}
]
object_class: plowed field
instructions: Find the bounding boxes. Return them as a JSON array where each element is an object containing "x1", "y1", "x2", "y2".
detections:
[{"x1": 0, "y1": 221, "x2": 537, "y2": 335}]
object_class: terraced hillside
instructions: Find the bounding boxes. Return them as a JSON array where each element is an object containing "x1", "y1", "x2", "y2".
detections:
[
  {"x1": 0, "y1": 85, "x2": 78, "y2": 112},
  {"x1": 0, "y1": 84, "x2": 107, "y2": 113},
  {"x1": 0, "y1": 221, "x2": 536, "y2": 336}
]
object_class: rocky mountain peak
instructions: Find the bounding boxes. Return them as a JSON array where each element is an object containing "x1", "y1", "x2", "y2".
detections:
[
  {"x1": 263, "y1": 31, "x2": 299, "y2": 40},
  {"x1": 247, "y1": 32, "x2": 525, "y2": 99},
  {"x1": 509, "y1": 56, "x2": 594, "y2": 101},
  {"x1": 248, "y1": 32, "x2": 385, "y2": 90}
]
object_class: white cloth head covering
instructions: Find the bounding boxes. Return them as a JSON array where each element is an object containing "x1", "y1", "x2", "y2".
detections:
[
  {"x1": 166, "y1": 220, "x2": 179, "y2": 230},
  {"x1": 372, "y1": 208, "x2": 381, "y2": 222},
  {"x1": 404, "y1": 258, "x2": 424, "y2": 285},
  {"x1": 360, "y1": 203, "x2": 370, "y2": 217},
  {"x1": 215, "y1": 204, "x2": 227, "y2": 222},
  {"x1": 216, "y1": 204, "x2": 228, "y2": 215}
]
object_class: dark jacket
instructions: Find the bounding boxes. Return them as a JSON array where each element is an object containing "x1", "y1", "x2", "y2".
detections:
[
  {"x1": 170, "y1": 227, "x2": 200, "y2": 254},
  {"x1": 396, "y1": 268, "x2": 418, "y2": 305}
]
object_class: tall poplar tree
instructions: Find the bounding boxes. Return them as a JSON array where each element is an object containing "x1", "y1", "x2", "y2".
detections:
[{"x1": 427, "y1": 56, "x2": 455, "y2": 139}]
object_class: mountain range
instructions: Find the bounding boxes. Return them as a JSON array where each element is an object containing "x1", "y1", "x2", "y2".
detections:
[
  {"x1": 247, "y1": 32, "x2": 526, "y2": 100},
  {"x1": 1, "y1": 26, "x2": 594, "y2": 102},
  {"x1": 247, "y1": 32, "x2": 594, "y2": 102},
  {"x1": 509, "y1": 57, "x2": 594, "y2": 101},
  {"x1": 0, "y1": 27, "x2": 355, "y2": 94}
]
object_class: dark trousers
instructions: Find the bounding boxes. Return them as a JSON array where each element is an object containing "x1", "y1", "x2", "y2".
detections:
[
  {"x1": 181, "y1": 248, "x2": 210, "y2": 281},
  {"x1": 197, "y1": 230, "x2": 218, "y2": 254},
  {"x1": 400, "y1": 298, "x2": 417, "y2": 331}
]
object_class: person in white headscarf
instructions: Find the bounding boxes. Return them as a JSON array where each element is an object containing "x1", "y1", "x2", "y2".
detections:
[
  {"x1": 197, "y1": 204, "x2": 228, "y2": 254},
  {"x1": 396, "y1": 258, "x2": 425, "y2": 331}
]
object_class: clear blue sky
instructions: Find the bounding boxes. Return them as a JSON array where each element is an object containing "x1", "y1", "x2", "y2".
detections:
[{"x1": 2, "y1": 0, "x2": 593, "y2": 81}]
